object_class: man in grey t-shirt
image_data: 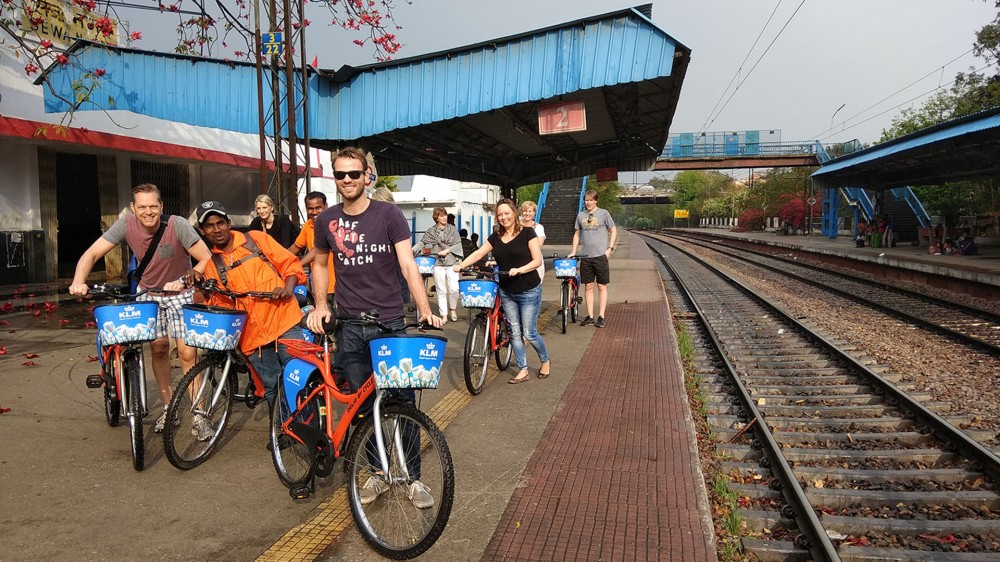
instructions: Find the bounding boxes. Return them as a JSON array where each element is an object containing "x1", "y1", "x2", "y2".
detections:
[
  {"x1": 569, "y1": 190, "x2": 617, "y2": 328},
  {"x1": 70, "y1": 184, "x2": 211, "y2": 434}
]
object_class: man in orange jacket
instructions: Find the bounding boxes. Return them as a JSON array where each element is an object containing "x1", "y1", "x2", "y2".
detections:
[{"x1": 188, "y1": 201, "x2": 306, "y2": 407}]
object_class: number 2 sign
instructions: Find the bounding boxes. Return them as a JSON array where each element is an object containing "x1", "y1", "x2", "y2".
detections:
[{"x1": 537, "y1": 100, "x2": 587, "y2": 135}]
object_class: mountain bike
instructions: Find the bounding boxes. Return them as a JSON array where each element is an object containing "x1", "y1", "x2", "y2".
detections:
[
  {"x1": 273, "y1": 312, "x2": 454, "y2": 559},
  {"x1": 84, "y1": 284, "x2": 163, "y2": 471},
  {"x1": 457, "y1": 268, "x2": 513, "y2": 395},
  {"x1": 553, "y1": 257, "x2": 581, "y2": 334},
  {"x1": 161, "y1": 280, "x2": 275, "y2": 470}
]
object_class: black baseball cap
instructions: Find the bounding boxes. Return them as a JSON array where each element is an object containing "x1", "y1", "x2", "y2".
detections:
[{"x1": 197, "y1": 201, "x2": 227, "y2": 224}]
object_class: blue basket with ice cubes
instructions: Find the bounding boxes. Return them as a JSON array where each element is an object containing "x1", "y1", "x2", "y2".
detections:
[
  {"x1": 182, "y1": 304, "x2": 247, "y2": 351},
  {"x1": 94, "y1": 302, "x2": 160, "y2": 345},
  {"x1": 415, "y1": 256, "x2": 436, "y2": 276},
  {"x1": 369, "y1": 334, "x2": 447, "y2": 389},
  {"x1": 459, "y1": 279, "x2": 498, "y2": 309},
  {"x1": 553, "y1": 258, "x2": 578, "y2": 279}
]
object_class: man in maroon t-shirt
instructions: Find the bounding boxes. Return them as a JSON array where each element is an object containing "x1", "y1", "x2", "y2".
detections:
[{"x1": 70, "y1": 184, "x2": 212, "y2": 434}]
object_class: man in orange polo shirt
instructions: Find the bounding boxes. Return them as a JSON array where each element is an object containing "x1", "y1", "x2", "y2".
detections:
[
  {"x1": 288, "y1": 191, "x2": 336, "y2": 309},
  {"x1": 189, "y1": 201, "x2": 305, "y2": 407}
]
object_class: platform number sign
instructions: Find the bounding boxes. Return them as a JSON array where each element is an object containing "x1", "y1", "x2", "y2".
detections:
[
  {"x1": 261, "y1": 32, "x2": 284, "y2": 56},
  {"x1": 538, "y1": 100, "x2": 587, "y2": 135}
]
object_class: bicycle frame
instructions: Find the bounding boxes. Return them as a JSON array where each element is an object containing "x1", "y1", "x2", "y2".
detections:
[
  {"x1": 280, "y1": 338, "x2": 378, "y2": 464},
  {"x1": 484, "y1": 291, "x2": 510, "y2": 352},
  {"x1": 99, "y1": 340, "x2": 147, "y2": 417},
  {"x1": 195, "y1": 348, "x2": 267, "y2": 406}
]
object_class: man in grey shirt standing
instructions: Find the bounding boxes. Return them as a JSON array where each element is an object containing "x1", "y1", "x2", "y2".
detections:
[{"x1": 569, "y1": 189, "x2": 618, "y2": 328}]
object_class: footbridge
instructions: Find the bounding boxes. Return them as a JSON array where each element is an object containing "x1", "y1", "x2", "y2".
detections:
[{"x1": 655, "y1": 131, "x2": 822, "y2": 170}]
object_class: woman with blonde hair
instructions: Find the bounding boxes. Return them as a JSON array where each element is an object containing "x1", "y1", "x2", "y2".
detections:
[
  {"x1": 418, "y1": 207, "x2": 463, "y2": 322},
  {"x1": 519, "y1": 200, "x2": 546, "y2": 280},
  {"x1": 249, "y1": 194, "x2": 298, "y2": 247},
  {"x1": 455, "y1": 198, "x2": 550, "y2": 384}
]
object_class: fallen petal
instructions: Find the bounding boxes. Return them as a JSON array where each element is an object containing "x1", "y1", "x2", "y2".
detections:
[{"x1": 23, "y1": 353, "x2": 39, "y2": 359}]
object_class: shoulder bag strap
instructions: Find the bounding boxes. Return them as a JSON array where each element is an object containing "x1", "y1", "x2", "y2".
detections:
[{"x1": 131, "y1": 218, "x2": 168, "y2": 288}]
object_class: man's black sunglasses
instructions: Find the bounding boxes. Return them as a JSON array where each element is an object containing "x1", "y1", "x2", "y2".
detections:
[{"x1": 333, "y1": 170, "x2": 364, "y2": 180}]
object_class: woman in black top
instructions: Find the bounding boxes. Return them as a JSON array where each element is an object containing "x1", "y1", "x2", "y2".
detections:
[
  {"x1": 455, "y1": 198, "x2": 550, "y2": 384},
  {"x1": 249, "y1": 194, "x2": 299, "y2": 248}
]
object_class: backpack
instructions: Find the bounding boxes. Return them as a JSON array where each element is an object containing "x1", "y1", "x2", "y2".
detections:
[{"x1": 211, "y1": 233, "x2": 280, "y2": 288}]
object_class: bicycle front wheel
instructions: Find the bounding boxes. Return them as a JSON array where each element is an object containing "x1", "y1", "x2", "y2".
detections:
[
  {"x1": 494, "y1": 318, "x2": 512, "y2": 372},
  {"x1": 463, "y1": 315, "x2": 490, "y2": 395},
  {"x1": 163, "y1": 353, "x2": 236, "y2": 470},
  {"x1": 346, "y1": 404, "x2": 454, "y2": 560},
  {"x1": 560, "y1": 281, "x2": 569, "y2": 334},
  {"x1": 104, "y1": 366, "x2": 121, "y2": 427},
  {"x1": 570, "y1": 282, "x2": 579, "y2": 323},
  {"x1": 270, "y1": 384, "x2": 319, "y2": 489},
  {"x1": 124, "y1": 353, "x2": 145, "y2": 471}
]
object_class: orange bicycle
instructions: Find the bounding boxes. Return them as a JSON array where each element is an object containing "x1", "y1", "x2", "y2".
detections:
[
  {"x1": 273, "y1": 312, "x2": 454, "y2": 559},
  {"x1": 458, "y1": 268, "x2": 513, "y2": 395}
]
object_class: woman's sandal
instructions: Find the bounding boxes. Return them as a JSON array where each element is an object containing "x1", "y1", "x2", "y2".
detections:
[
  {"x1": 509, "y1": 371, "x2": 531, "y2": 384},
  {"x1": 537, "y1": 362, "x2": 551, "y2": 379}
]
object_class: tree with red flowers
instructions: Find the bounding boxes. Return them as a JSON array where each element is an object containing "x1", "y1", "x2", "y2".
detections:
[{"x1": 1, "y1": 0, "x2": 408, "y2": 122}]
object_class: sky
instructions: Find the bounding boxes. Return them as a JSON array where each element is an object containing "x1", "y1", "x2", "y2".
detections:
[{"x1": 124, "y1": 0, "x2": 996, "y2": 181}]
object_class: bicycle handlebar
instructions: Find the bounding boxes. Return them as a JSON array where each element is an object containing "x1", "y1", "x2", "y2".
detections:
[
  {"x1": 89, "y1": 283, "x2": 182, "y2": 299},
  {"x1": 193, "y1": 279, "x2": 279, "y2": 300},
  {"x1": 302, "y1": 309, "x2": 443, "y2": 335}
]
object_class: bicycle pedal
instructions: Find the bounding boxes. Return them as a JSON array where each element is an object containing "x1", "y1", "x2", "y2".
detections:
[
  {"x1": 85, "y1": 375, "x2": 104, "y2": 389},
  {"x1": 289, "y1": 485, "x2": 312, "y2": 500}
]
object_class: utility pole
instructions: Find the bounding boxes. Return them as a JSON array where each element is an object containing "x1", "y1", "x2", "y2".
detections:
[{"x1": 253, "y1": 0, "x2": 311, "y2": 225}]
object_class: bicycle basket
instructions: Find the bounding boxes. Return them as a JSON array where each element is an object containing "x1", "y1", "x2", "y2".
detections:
[
  {"x1": 94, "y1": 302, "x2": 160, "y2": 345},
  {"x1": 369, "y1": 334, "x2": 447, "y2": 389},
  {"x1": 414, "y1": 256, "x2": 436, "y2": 276},
  {"x1": 459, "y1": 279, "x2": 498, "y2": 309},
  {"x1": 182, "y1": 304, "x2": 247, "y2": 350},
  {"x1": 553, "y1": 258, "x2": 578, "y2": 279}
]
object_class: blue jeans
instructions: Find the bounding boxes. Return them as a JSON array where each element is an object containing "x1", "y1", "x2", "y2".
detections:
[
  {"x1": 334, "y1": 316, "x2": 420, "y2": 478},
  {"x1": 246, "y1": 325, "x2": 303, "y2": 406},
  {"x1": 499, "y1": 284, "x2": 550, "y2": 371}
]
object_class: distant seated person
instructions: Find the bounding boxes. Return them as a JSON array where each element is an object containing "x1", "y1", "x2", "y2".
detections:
[
  {"x1": 928, "y1": 241, "x2": 942, "y2": 255},
  {"x1": 943, "y1": 239, "x2": 958, "y2": 255},
  {"x1": 956, "y1": 233, "x2": 977, "y2": 256}
]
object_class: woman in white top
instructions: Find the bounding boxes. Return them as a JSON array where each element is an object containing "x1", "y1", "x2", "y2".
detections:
[{"x1": 520, "y1": 200, "x2": 546, "y2": 280}]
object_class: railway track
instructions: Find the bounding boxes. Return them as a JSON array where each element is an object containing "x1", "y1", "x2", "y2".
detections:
[
  {"x1": 643, "y1": 235, "x2": 1000, "y2": 561},
  {"x1": 656, "y1": 231, "x2": 1000, "y2": 357}
]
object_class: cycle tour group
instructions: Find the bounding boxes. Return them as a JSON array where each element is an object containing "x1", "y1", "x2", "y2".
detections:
[{"x1": 66, "y1": 146, "x2": 617, "y2": 558}]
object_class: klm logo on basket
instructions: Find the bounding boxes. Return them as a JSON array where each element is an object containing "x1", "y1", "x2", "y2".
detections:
[
  {"x1": 287, "y1": 368, "x2": 301, "y2": 384},
  {"x1": 467, "y1": 282, "x2": 481, "y2": 291},
  {"x1": 419, "y1": 343, "x2": 439, "y2": 360},
  {"x1": 231, "y1": 317, "x2": 243, "y2": 328},
  {"x1": 377, "y1": 344, "x2": 391, "y2": 357},
  {"x1": 189, "y1": 313, "x2": 210, "y2": 327},
  {"x1": 118, "y1": 305, "x2": 142, "y2": 320}
]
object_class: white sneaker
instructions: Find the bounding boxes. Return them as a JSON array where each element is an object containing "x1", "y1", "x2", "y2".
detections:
[
  {"x1": 450, "y1": 311, "x2": 458, "y2": 322},
  {"x1": 408, "y1": 480, "x2": 434, "y2": 509},
  {"x1": 153, "y1": 412, "x2": 167, "y2": 433},
  {"x1": 360, "y1": 474, "x2": 389, "y2": 505},
  {"x1": 191, "y1": 414, "x2": 214, "y2": 442}
]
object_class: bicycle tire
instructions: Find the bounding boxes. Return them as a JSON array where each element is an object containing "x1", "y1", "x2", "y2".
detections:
[
  {"x1": 463, "y1": 315, "x2": 490, "y2": 395},
  {"x1": 270, "y1": 384, "x2": 317, "y2": 489},
  {"x1": 560, "y1": 281, "x2": 569, "y2": 334},
  {"x1": 345, "y1": 403, "x2": 454, "y2": 560},
  {"x1": 163, "y1": 353, "x2": 236, "y2": 470},
  {"x1": 570, "y1": 282, "x2": 579, "y2": 323},
  {"x1": 494, "y1": 317, "x2": 512, "y2": 372},
  {"x1": 104, "y1": 366, "x2": 121, "y2": 427},
  {"x1": 124, "y1": 353, "x2": 144, "y2": 471}
]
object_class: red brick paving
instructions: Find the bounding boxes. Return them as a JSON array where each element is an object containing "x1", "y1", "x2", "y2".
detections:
[{"x1": 482, "y1": 259, "x2": 716, "y2": 561}]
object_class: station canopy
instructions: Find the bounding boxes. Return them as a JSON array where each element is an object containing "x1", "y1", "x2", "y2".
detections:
[
  {"x1": 42, "y1": 5, "x2": 690, "y2": 186},
  {"x1": 812, "y1": 106, "x2": 1000, "y2": 190}
]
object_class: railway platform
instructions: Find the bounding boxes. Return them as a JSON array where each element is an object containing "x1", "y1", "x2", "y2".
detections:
[{"x1": 0, "y1": 229, "x2": 717, "y2": 561}]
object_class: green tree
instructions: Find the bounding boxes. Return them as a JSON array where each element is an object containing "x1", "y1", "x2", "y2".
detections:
[
  {"x1": 588, "y1": 176, "x2": 622, "y2": 215},
  {"x1": 516, "y1": 183, "x2": 544, "y2": 203},
  {"x1": 376, "y1": 175, "x2": 399, "y2": 192}
]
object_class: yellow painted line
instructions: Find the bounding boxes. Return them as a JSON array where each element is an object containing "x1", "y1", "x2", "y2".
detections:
[{"x1": 258, "y1": 305, "x2": 558, "y2": 561}]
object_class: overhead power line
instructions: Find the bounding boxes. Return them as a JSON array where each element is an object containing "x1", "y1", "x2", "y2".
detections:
[
  {"x1": 814, "y1": 47, "x2": 977, "y2": 140},
  {"x1": 701, "y1": 0, "x2": 807, "y2": 134},
  {"x1": 699, "y1": 0, "x2": 783, "y2": 133}
]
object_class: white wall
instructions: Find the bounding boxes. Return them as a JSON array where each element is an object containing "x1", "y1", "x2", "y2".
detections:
[{"x1": 0, "y1": 143, "x2": 41, "y2": 230}]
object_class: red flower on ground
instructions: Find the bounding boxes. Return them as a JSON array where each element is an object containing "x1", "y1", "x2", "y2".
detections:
[
  {"x1": 22, "y1": 361, "x2": 38, "y2": 367},
  {"x1": 24, "y1": 353, "x2": 39, "y2": 359}
]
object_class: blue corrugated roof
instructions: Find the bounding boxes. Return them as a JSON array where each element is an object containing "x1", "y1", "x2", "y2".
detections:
[
  {"x1": 42, "y1": 6, "x2": 684, "y2": 141},
  {"x1": 813, "y1": 107, "x2": 1000, "y2": 178}
]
